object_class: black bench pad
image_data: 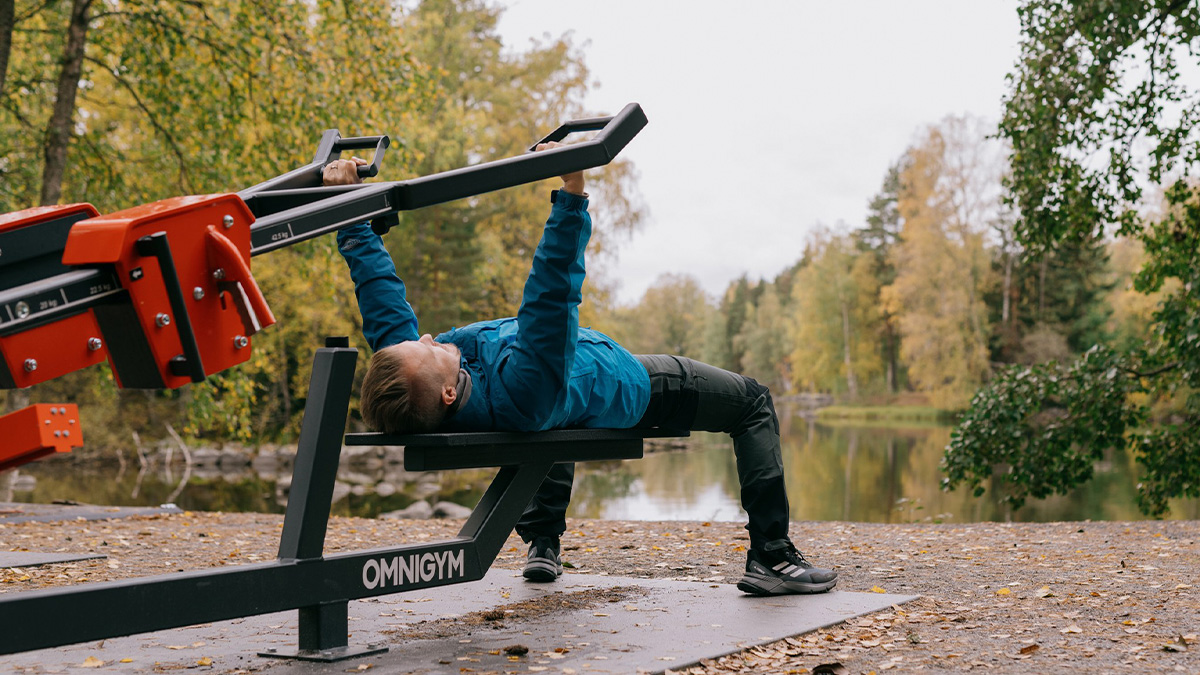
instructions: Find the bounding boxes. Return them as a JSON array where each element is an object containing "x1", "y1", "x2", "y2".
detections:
[{"x1": 345, "y1": 428, "x2": 689, "y2": 471}]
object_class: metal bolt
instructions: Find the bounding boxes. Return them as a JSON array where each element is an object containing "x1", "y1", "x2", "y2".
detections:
[
  {"x1": 63, "y1": 430, "x2": 69, "y2": 437},
  {"x1": 54, "y1": 431, "x2": 61, "y2": 438},
  {"x1": 233, "y1": 335, "x2": 248, "y2": 349},
  {"x1": 193, "y1": 287, "x2": 205, "y2": 301},
  {"x1": 23, "y1": 358, "x2": 36, "y2": 372},
  {"x1": 48, "y1": 407, "x2": 56, "y2": 415},
  {"x1": 213, "y1": 268, "x2": 226, "y2": 281},
  {"x1": 44, "y1": 420, "x2": 50, "y2": 425},
  {"x1": 223, "y1": 214, "x2": 234, "y2": 229},
  {"x1": 59, "y1": 407, "x2": 66, "y2": 414},
  {"x1": 14, "y1": 301, "x2": 29, "y2": 319},
  {"x1": 88, "y1": 337, "x2": 103, "y2": 351},
  {"x1": 156, "y1": 313, "x2": 171, "y2": 327}
]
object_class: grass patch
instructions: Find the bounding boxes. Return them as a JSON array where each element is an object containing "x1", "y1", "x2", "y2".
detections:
[{"x1": 815, "y1": 405, "x2": 959, "y2": 423}]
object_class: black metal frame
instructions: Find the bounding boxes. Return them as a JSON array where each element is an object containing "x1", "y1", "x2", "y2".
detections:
[
  {"x1": 241, "y1": 102, "x2": 647, "y2": 255},
  {"x1": 0, "y1": 337, "x2": 685, "y2": 661}
]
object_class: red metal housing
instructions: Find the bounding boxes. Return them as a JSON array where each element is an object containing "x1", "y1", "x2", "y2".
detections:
[
  {"x1": 0, "y1": 403, "x2": 83, "y2": 472},
  {"x1": 0, "y1": 204, "x2": 111, "y2": 388},
  {"x1": 62, "y1": 194, "x2": 275, "y2": 389}
]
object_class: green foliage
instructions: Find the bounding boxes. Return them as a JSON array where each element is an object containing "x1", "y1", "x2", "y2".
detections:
[
  {"x1": 943, "y1": 345, "x2": 1145, "y2": 509},
  {"x1": 720, "y1": 276, "x2": 752, "y2": 372},
  {"x1": 1011, "y1": 237, "x2": 1114, "y2": 357},
  {"x1": 947, "y1": 0, "x2": 1200, "y2": 515},
  {"x1": 789, "y1": 231, "x2": 882, "y2": 396},
  {"x1": 606, "y1": 273, "x2": 711, "y2": 358},
  {"x1": 736, "y1": 284, "x2": 789, "y2": 392},
  {"x1": 1001, "y1": 0, "x2": 1200, "y2": 248},
  {"x1": 855, "y1": 162, "x2": 905, "y2": 392}
]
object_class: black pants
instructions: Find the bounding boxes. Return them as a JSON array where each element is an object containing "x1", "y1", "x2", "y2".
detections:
[{"x1": 514, "y1": 354, "x2": 791, "y2": 549}]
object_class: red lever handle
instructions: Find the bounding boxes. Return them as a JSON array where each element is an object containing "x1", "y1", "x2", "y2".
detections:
[{"x1": 206, "y1": 226, "x2": 276, "y2": 332}]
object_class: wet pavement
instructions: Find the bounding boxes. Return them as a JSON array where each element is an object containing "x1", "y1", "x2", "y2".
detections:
[{"x1": 1, "y1": 568, "x2": 916, "y2": 674}]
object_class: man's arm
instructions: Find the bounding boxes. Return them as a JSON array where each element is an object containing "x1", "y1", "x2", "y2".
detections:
[
  {"x1": 326, "y1": 158, "x2": 420, "y2": 350},
  {"x1": 499, "y1": 149, "x2": 590, "y2": 430}
]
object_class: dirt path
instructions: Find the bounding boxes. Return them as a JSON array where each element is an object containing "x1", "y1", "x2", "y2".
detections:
[{"x1": 2, "y1": 513, "x2": 1197, "y2": 673}]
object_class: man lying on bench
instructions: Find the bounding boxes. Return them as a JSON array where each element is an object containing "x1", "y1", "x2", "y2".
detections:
[{"x1": 325, "y1": 148, "x2": 837, "y2": 596}]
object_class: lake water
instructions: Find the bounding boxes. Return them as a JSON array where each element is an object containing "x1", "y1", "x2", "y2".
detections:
[{"x1": 10, "y1": 410, "x2": 1199, "y2": 523}]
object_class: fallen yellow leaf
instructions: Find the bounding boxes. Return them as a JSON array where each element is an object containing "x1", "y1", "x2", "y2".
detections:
[
  {"x1": 80, "y1": 657, "x2": 104, "y2": 668},
  {"x1": 197, "y1": 656, "x2": 212, "y2": 666},
  {"x1": 870, "y1": 585, "x2": 887, "y2": 593},
  {"x1": 995, "y1": 588, "x2": 1011, "y2": 596}
]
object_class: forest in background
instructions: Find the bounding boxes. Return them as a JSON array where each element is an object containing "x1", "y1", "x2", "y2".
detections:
[
  {"x1": 603, "y1": 115, "x2": 1161, "y2": 412},
  {"x1": 4, "y1": 0, "x2": 1199, "y2": 518}
]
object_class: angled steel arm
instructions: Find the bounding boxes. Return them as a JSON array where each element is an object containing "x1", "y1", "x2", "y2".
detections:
[{"x1": 244, "y1": 102, "x2": 647, "y2": 256}]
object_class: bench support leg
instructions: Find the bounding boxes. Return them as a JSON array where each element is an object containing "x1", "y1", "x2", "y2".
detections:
[
  {"x1": 460, "y1": 461, "x2": 555, "y2": 567},
  {"x1": 258, "y1": 600, "x2": 387, "y2": 662}
]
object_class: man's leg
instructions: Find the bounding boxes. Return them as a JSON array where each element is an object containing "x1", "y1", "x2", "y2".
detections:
[
  {"x1": 515, "y1": 462, "x2": 574, "y2": 581},
  {"x1": 634, "y1": 354, "x2": 836, "y2": 594},
  {"x1": 633, "y1": 354, "x2": 788, "y2": 546}
]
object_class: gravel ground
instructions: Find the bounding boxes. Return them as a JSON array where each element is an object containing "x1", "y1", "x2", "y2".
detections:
[{"x1": 1, "y1": 512, "x2": 1197, "y2": 673}]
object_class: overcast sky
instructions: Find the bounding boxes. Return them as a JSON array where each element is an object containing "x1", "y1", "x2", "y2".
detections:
[{"x1": 495, "y1": 0, "x2": 1023, "y2": 304}]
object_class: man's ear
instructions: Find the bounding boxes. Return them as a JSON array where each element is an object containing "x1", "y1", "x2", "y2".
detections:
[{"x1": 441, "y1": 383, "x2": 457, "y2": 407}]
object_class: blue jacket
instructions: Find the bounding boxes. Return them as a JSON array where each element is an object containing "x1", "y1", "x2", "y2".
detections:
[{"x1": 337, "y1": 190, "x2": 650, "y2": 432}]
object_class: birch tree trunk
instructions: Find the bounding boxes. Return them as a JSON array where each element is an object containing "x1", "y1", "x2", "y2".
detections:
[{"x1": 840, "y1": 299, "x2": 858, "y2": 398}]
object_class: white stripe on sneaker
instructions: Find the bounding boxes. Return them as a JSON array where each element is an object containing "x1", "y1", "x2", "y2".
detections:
[
  {"x1": 782, "y1": 564, "x2": 800, "y2": 575},
  {"x1": 773, "y1": 561, "x2": 791, "y2": 572}
]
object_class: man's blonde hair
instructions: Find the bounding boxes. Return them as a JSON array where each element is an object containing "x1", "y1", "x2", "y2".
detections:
[{"x1": 359, "y1": 346, "x2": 448, "y2": 434}]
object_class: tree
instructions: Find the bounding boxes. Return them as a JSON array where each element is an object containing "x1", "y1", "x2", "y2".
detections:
[
  {"x1": 721, "y1": 276, "x2": 752, "y2": 372},
  {"x1": 387, "y1": 0, "x2": 643, "y2": 332},
  {"x1": 1010, "y1": 236, "x2": 1114, "y2": 358},
  {"x1": 944, "y1": 0, "x2": 1200, "y2": 515},
  {"x1": 735, "y1": 284, "x2": 790, "y2": 393},
  {"x1": 855, "y1": 162, "x2": 906, "y2": 392},
  {"x1": 882, "y1": 118, "x2": 995, "y2": 410},
  {"x1": 0, "y1": 0, "x2": 12, "y2": 94},
  {"x1": 39, "y1": 0, "x2": 89, "y2": 205},
  {"x1": 790, "y1": 231, "x2": 881, "y2": 396},
  {"x1": 612, "y1": 273, "x2": 712, "y2": 357}
]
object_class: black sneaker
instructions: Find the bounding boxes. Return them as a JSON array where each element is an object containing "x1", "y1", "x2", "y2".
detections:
[
  {"x1": 522, "y1": 536, "x2": 562, "y2": 582},
  {"x1": 738, "y1": 539, "x2": 837, "y2": 595}
]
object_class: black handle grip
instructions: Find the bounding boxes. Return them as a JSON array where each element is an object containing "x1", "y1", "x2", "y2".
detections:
[
  {"x1": 334, "y1": 135, "x2": 390, "y2": 178},
  {"x1": 528, "y1": 114, "x2": 618, "y2": 150}
]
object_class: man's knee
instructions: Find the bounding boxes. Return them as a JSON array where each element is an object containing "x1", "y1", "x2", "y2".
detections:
[{"x1": 740, "y1": 375, "x2": 780, "y2": 435}]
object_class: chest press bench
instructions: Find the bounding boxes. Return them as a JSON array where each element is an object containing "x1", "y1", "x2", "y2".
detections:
[{"x1": 0, "y1": 339, "x2": 687, "y2": 661}]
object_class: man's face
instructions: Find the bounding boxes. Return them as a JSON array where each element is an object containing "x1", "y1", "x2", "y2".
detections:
[{"x1": 394, "y1": 334, "x2": 461, "y2": 390}]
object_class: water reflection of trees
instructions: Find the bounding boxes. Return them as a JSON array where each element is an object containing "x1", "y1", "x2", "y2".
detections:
[
  {"x1": 15, "y1": 423, "x2": 1200, "y2": 522},
  {"x1": 570, "y1": 435, "x2": 740, "y2": 520},
  {"x1": 568, "y1": 414, "x2": 1200, "y2": 523}
]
